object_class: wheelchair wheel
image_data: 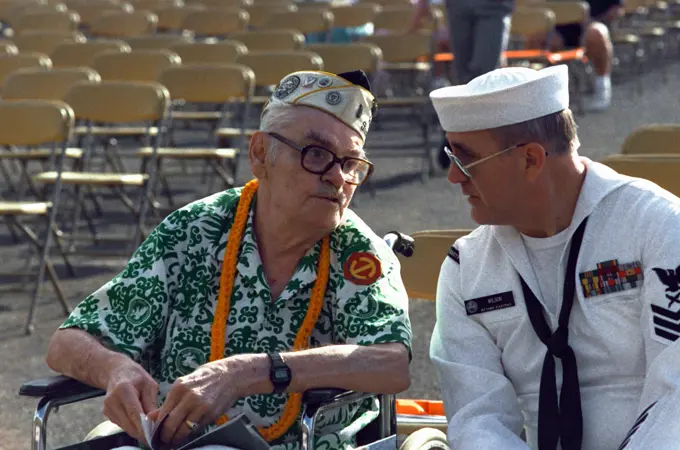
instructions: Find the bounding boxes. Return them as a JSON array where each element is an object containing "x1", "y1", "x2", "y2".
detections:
[{"x1": 399, "y1": 428, "x2": 450, "y2": 450}]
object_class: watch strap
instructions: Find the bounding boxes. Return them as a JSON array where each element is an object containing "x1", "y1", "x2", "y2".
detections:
[{"x1": 267, "y1": 352, "x2": 292, "y2": 394}]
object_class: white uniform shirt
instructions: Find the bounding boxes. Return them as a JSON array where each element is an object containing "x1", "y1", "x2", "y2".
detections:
[{"x1": 431, "y1": 157, "x2": 680, "y2": 450}]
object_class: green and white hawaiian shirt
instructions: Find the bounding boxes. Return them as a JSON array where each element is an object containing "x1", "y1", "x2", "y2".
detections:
[{"x1": 61, "y1": 186, "x2": 412, "y2": 450}]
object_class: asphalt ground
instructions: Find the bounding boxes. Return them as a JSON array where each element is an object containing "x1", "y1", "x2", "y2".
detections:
[{"x1": 1, "y1": 63, "x2": 679, "y2": 450}]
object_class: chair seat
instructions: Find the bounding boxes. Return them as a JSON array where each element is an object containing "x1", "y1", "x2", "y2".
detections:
[
  {"x1": 137, "y1": 147, "x2": 238, "y2": 159},
  {"x1": 378, "y1": 97, "x2": 429, "y2": 106},
  {"x1": 215, "y1": 127, "x2": 257, "y2": 138},
  {"x1": 382, "y1": 62, "x2": 431, "y2": 71},
  {"x1": 612, "y1": 33, "x2": 641, "y2": 45},
  {"x1": 75, "y1": 126, "x2": 159, "y2": 137},
  {"x1": 33, "y1": 171, "x2": 148, "y2": 186},
  {"x1": 0, "y1": 148, "x2": 83, "y2": 160},
  {"x1": 0, "y1": 201, "x2": 50, "y2": 215},
  {"x1": 172, "y1": 111, "x2": 225, "y2": 121}
]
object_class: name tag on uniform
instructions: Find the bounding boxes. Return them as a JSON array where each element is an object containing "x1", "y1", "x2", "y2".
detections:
[{"x1": 465, "y1": 291, "x2": 515, "y2": 316}]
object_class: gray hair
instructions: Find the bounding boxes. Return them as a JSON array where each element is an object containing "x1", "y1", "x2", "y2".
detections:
[
  {"x1": 488, "y1": 109, "x2": 580, "y2": 155},
  {"x1": 259, "y1": 100, "x2": 301, "y2": 163}
]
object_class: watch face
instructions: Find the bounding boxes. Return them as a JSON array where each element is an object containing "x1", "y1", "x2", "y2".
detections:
[{"x1": 273, "y1": 368, "x2": 290, "y2": 381}]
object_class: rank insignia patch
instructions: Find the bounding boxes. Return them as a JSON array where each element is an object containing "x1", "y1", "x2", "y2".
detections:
[
  {"x1": 343, "y1": 252, "x2": 382, "y2": 285},
  {"x1": 650, "y1": 264, "x2": 680, "y2": 343},
  {"x1": 579, "y1": 259, "x2": 644, "y2": 298}
]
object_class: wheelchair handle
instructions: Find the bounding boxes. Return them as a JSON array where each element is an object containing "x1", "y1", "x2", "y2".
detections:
[{"x1": 384, "y1": 231, "x2": 415, "y2": 258}]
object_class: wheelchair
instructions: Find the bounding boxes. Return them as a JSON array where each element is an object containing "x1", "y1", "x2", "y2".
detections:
[{"x1": 19, "y1": 231, "x2": 449, "y2": 450}]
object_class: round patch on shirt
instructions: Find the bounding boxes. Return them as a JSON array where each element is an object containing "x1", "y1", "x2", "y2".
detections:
[{"x1": 343, "y1": 252, "x2": 382, "y2": 285}]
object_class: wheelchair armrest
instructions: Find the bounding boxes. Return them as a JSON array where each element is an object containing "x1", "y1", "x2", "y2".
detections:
[
  {"x1": 302, "y1": 388, "x2": 350, "y2": 410},
  {"x1": 19, "y1": 374, "x2": 104, "y2": 400}
]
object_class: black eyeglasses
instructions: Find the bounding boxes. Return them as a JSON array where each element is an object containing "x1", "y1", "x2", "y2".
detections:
[{"x1": 267, "y1": 132, "x2": 374, "y2": 186}]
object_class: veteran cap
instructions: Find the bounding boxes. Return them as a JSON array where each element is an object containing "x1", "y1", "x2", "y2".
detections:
[
  {"x1": 263, "y1": 70, "x2": 377, "y2": 142},
  {"x1": 430, "y1": 65, "x2": 570, "y2": 133}
]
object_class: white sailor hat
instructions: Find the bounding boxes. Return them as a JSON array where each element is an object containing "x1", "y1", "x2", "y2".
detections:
[
  {"x1": 262, "y1": 70, "x2": 377, "y2": 142},
  {"x1": 430, "y1": 65, "x2": 570, "y2": 132}
]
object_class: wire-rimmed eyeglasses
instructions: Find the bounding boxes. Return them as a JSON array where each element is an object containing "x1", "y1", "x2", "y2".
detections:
[
  {"x1": 267, "y1": 132, "x2": 374, "y2": 186},
  {"x1": 444, "y1": 142, "x2": 528, "y2": 179}
]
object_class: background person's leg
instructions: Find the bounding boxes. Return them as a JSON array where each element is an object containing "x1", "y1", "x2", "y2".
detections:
[
  {"x1": 444, "y1": 0, "x2": 474, "y2": 84},
  {"x1": 467, "y1": 12, "x2": 512, "y2": 81},
  {"x1": 584, "y1": 22, "x2": 613, "y2": 110}
]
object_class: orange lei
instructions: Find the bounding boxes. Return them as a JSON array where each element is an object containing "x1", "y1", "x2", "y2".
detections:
[{"x1": 210, "y1": 178, "x2": 331, "y2": 442}]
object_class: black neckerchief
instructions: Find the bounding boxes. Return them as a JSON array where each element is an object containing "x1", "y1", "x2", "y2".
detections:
[{"x1": 519, "y1": 217, "x2": 588, "y2": 450}]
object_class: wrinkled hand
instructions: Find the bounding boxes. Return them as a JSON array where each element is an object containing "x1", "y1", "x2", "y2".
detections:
[
  {"x1": 149, "y1": 359, "x2": 240, "y2": 447},
  {"x1": 103, "y1": 362, "x2": 159, "y2": 446}
]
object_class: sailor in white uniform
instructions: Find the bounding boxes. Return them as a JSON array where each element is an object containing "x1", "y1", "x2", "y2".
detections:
[{"x1": 428, "y1": 65, "x2": 680, "y2": 450}]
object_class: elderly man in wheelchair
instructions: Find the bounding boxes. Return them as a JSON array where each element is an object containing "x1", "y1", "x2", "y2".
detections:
[{"x1": 20, "y1": 69, "x2": 449, "y2": 450}]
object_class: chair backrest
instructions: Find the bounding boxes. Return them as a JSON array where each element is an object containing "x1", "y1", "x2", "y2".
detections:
[
  {"x1": 2, "y1": 66, "x2": 100, "y2": 100},
  {"x1": 126, "y1": 34, "x2": 193, "y2": 50},
  {"x1": 0, "y1": 99, "x2": 74, "y2": 147},
  {"x1": 0, "y1": 53, "x2": 52, "y2": 87},
  {"x1": 266, "y1": 9, "x2": 334, "y2": 34},
  {"x1": 4, "y1": 3, "x2": 69, "y2": 27},
  {"x1": 92, "y1": 49, "x2": 182, "y2": 82},
  {"x1": 396, "y1": 230, "x2": 472, "y2": 301},
  {"x1": 130, "y1": 0, "x2": 185, "y2": 9},
  {"x1": 306, "y1": 42, "x2": 381, "y2": 74},
  {"x1": 510, "y1": 6, "x2": 556, "y2": 40},
  {"x1": 12, "y1": 10, "x2": 80, "y2": 33},
  {"x1": 182, "y1": 8, "x2": 249, "y2": 36},
  {"x1": 620, "y1": 124, "x2": 680, "y2": 155},
  {"x1": 0, "y1": 41, "x2": 19, "y2": 56},
  {"x1": 65, "y1": 2, "x2": 134, "y2": 28},
  {"x1": 12, "y1": 30, "x2": 86, "y2": 55},
  {"x1": 229, "y1": 29, "x2": 304, "y2": 51},
  {"x1": 169, "y1": 41, "x2": 247, "y2": 64},
  {"x1": 196, "y1": 0, "x2": 252, "y2": 6},
  {"x1": 152, "y1": 4, "x2": 206, "y2": 32},
  {"x1": 331, "y1": 3, "x2": 380, "y2": 28},
  {"x1": 63, "y1": 80, "x2": 170, "y2": 123},
  {"x1": 600, "y1": 155, "x2": 680, "y2": 197},
  {"x1": 359, "y1": 0, "x2": 411, "y2": 6},
  {"x1": 245, "y1": 3, "x2": 297, "y2": 28},
  {"x1": 158, "y1": 63, "x2": 255, "y2": 104},
  {"x1": 90, "y1": 11, "x2": 159, "y2": 38},
  {"x1": 236, "y1": 50, "x2": 323, "y2": 86},
  {"x1": 361, "y1": 32, "x2": 432, "y2": 63},
  {"x1": 50, "y1": 40, "x2": 131, "y2": 68}
]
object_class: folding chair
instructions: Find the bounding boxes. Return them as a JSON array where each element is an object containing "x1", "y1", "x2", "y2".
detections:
[
  {"x1": 245, "y1": 3, "x2": 297, "y2": 28},
  {"x1": 2, "y1": 3, "x2": 69, "y2": 32},
  {"x1": 394, "y1": 229, "x2": 472, "y2": 301},
  {"x1": 138, "y1": 63, "x2": 255, "y2": 206},
  {"x1": 330, "y1": 3, "x2": 381, "y2": 29},
  {"x1": 0, "y1": 99, "x2": 75, "y2": 335},
  {"x1": 91, "y1": 49, "x2": 182, "y2": 82},
  {"x1": 152, "y1": 4, "x2": 206, "y2": 33},
  {"x1": 50, "y1": 40, "x2": 131, "y2": 69},
  {"x1": 359, "y1": 32, "x2": 436, "y2": 179},
  {"x1": 10, "y1": 10, "x2": 81, "y2": 34},
  {"x1": 217, "y1": 50, "x2": 322, "y2": 142},
  {"x1": 194, "y1": 0, "x2": 253, "y2": 6},
  {"x1": 0, "y1": 53, "x2": 53, "y2": 88},
  {"x1": 230, "y1": 29, "x2": 305, "y2": 51},
  {"x1": 504, "y1": 6, "x2": 556, "y2": 67},
  {"x1": 125, "y1": 34, "x2": 194, "y2": 50},
  {"x1": 265, "y1": 9, "x2": 335, "y2": 38},
  {"x1": 169, "y1": 40, "x2": 248, "y2": 64},
  {"x1": 68, "y1": 2, "x2": 135, "y2": 29},
  {"x1": 32, "y1": 81, "x2": 170, "y2": 255},
  {"x1": 0, "y1": 41, "x2": 19, "y2": 55},
  {"x1": 373, "y1": 5, "x2": 443, "y2": 34},
  {"x1": 89, "y1": 11, "x2": 159, "y2": 38},
  {"x1": 600, "y1": 154, "x2": 680, "y2": 197},
  {"x1": 306, "y1": 41, "x2": 382, "y2": 74},
  {"x1": 620, "y1": 124, "x2": 680, "y2": 155},
  {"x1": 181, "y1": 7, "x2": 250, "y2": 38},
  {"x1": 0, "y1": 67, "x2": 100, "y2": 195},
  {"x1": 11, "y1": 30, "x2": 87, "y2": 55},
  {"x1": 129, "y1": 0, "x2": 185, "y2": 9}
]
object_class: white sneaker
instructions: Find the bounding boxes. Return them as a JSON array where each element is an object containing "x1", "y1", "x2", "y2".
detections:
[{"x1": 587, "y1": 75, "x2": 611, "y2": 111}]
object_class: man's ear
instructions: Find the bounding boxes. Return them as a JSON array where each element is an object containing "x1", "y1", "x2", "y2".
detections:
[
  {"x1": 523, "y1": 142, "x2": 547, "y2": 182},
  {"x1": 249, "y1": 132, "x2": 268, "y2": 179}
]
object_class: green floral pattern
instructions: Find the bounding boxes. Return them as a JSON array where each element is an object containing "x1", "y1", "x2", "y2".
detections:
[{"x1": 61, "y1": 187, "x2": 412, "y2": 450}]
